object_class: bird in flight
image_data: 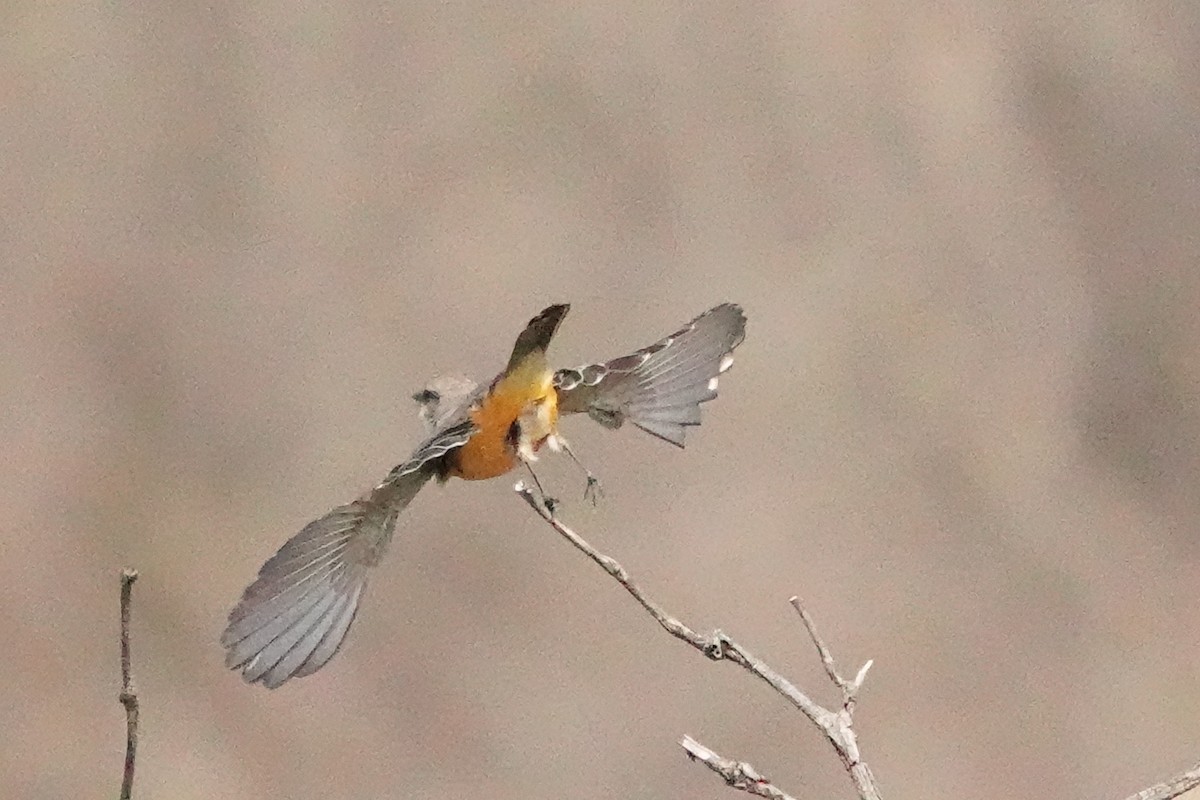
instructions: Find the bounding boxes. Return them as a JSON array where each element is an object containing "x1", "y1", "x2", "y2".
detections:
[{"x1": 222, "y1": 303, "x2": 747, "y2": 688}]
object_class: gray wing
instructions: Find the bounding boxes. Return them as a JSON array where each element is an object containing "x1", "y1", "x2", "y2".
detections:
[
  {"x1": 554, "y1": 303, "x2": 746, "y2": 447},
  {"x1": 221, "y1": 420, "x2": 475, "y2": 688}
]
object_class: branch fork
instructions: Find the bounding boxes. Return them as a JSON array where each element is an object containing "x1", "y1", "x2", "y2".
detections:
[{"x1": 514, "y1": 482, "x2": 881, "y2": 800}]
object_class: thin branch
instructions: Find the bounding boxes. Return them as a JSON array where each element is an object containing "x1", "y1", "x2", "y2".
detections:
[
  {"x1": 119, "y1": 568, "x2": 139, "y2": 800},
  {"x1": 515, "y1": 484, "x2": 881, "y2": 800},
  {"x1": 789, "y1": 596, "x2": 872, "y2": 712},
  {"x1": 1121, "y1": 762, "x2": 1200, "y2": 800},
  {"x1": 514, "y1": 485, "x2": 821, "y2": 719},
  {"x1": 681, "y1": 735, "x2": 799, "y2": 800},
  {"x1": 513, "y1": 484, "x2": 1200, "y2": 800}
]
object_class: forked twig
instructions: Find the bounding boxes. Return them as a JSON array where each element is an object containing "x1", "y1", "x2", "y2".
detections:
[
  {"x1": 515, "y1": 484, "x2": 1198, "y2": 800},
  {"x1": 789, "y1": 596, "x2": 872, "y2": 713},
  {"x1": 515, "y1": 484, "x2": 881, "y2": 800}
]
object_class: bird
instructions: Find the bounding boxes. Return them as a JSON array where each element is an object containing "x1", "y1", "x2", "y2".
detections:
[{"x1": 221, "y1": 302, "x2": 747, "y2": 688}]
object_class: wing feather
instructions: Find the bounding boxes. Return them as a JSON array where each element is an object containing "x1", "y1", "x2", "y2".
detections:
[
  {"x1": 554, "y1": 303, "x2": 746, "y2": 447},
  {"x1": 221, "y1": 419, "x2": 475, "y2": 688}
]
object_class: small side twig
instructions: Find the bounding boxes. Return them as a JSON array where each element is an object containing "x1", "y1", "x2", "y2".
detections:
[
  {"x1": 1121, "y1": 761, "x2": 1200, "y2": 800},
  {"x1": 516, "y1": 484, "x2": 881, "y2": 800},
  {"x1": 118, "y1": 568, "x2": 139, "y2": 800},
  {"x1": 789, "y1": 596, "x2": 872, "y2": 713},
  {"x1": 681, "y1": 735, "x2": 798, "y2": 800}
]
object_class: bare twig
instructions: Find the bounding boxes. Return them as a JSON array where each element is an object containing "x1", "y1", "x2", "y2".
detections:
[
  {"x1": 681, "y1": 735, "x2": 798, "y2": 800},
  {"x1": 118, "y1": 568, "x2": 139, "y2": 800},
  {"x1": 515, "y1": 484, "x2": 881, "y2": 800},
  {"x1": 1121, "y1": 761, "x2": 1200, "y2": 800},
  {"x1": 789, "y1": 596, "x2": 872, "y2": 713},
  {"x1": 513, "y1": 484, "x2": 1200, "y2": 800},
  {"x1": 517, "y1": 481, "x2": 1200, "y2": 800}
]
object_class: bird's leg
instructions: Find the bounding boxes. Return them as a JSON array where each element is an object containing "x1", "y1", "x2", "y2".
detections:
[
  {"x1": 523, "y1": 461, "x2": 559, "y2": 516},
  {"x1": 550, "y1": 434, "x2": 602, "y2": 505}
]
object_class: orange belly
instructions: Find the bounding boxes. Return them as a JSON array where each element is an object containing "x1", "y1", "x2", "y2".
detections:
[
  {"x1": 453, "y1": 412, "x2": 519, "y2": 480},
  {"x1": 449, "y1": 363, "x2": 559, "y2": 481}
]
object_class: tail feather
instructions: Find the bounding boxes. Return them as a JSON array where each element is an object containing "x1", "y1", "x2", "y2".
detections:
[
  {"x1": 555, "y1": 303, "x2": 746, "y2": 447},
  {"x1": 505, "y1": 304, "x2": 570, "y2": 374}
]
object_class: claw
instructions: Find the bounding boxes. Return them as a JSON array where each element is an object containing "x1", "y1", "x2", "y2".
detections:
[
  {"x1": 583, "y1": 475, "x2": 603, "y2": 505},
  {"x1": 558, "y1": 435, "x2": 602, "y2": 507}
]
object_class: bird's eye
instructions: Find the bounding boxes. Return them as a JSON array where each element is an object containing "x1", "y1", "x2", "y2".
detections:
[{"x1": 412, "y1": 389, "x2": 440, "y2": 404}]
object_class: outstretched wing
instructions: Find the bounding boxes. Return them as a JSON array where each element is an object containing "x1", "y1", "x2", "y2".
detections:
[
  {"x1": 554, "y1": 303, "x2": 746, "y2": 447},
  {"x1": 221, "y1": 420, "x2": 475, "y2": 688}
]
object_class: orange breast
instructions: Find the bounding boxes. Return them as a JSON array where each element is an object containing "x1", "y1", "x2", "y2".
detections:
[
  {"x1": 449, "y1": 362, "x2": 558, "y2": 481},
  {"x1": 453, "y1": 404, "x2": 519, "y2": 480}
]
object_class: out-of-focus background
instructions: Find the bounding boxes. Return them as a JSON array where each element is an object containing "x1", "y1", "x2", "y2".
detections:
[{"x1": 5, "y1": 2, "x2": 1200, "y2": 798}]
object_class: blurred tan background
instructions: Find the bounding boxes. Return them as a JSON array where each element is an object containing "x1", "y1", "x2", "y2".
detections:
[{"x1": 5, "y1": 1, "x2": 1200, "y2": 798}]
